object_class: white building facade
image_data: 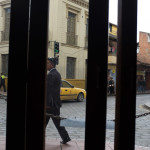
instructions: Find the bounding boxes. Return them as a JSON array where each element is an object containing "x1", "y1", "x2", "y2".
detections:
[
  {"x1": 0, "y1": 0, "x2": 10, "y2": 76},
  {"x1": 0, "y1": 0, "x2": 89, "y2": 79}
]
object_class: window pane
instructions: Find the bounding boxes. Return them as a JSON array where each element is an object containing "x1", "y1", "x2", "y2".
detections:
[
  {"x1": 62, "y1": 81, "x2": 72, "y2": 88},
  {"x1": 2, "y1": 8, "x2": 10, "y2": 41},
  {"x1": 66, "y1": 57, "x2": 76, "y2": 79}
]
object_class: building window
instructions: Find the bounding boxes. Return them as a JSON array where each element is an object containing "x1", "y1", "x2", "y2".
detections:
[
  {"x1": 2, "y1": 8, "x2": 11, "y2": 41},
  {"x1": 2, "y1": 54, "x2": 8, "y2": 76},
  {"x1": 66, "y1": 12, "x2": 78, "y2": 46},
  {"x1": 85, "y1": 18, "x2": 88, "y2": 48},
  {"x1": 66, "y1": 57, "x2": 76, "y2": 79},
  {"x1": 148, "y1": 34, "x2": 150, "y2": 42}
]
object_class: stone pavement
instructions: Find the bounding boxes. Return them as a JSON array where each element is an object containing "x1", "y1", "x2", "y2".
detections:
[
  {"x1": 1, "y1": 91, "x2": 150, "y2": 149},
  {"x1": 0, "y1": 136, "x2": 85, "y2": 150},
  {"x1": 106, "y1": 94, "x2": 150, "y2": 147},
  {"x1": 0, "y1": 90, "x2": 7, "y2": 98},
  {"x1": 145, "y1": 102, "x2": 150, "y2": 108},
  {"x1": 1, "y1": 136, "x2": 150, "y2": 150}
]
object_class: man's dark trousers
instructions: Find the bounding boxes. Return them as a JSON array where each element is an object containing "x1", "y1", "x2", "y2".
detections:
[{"x1": 46, "y1": 107, "x2": 70, "y2": 141}]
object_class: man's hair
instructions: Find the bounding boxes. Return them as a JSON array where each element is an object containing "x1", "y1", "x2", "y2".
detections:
[{"x1": 48, "y1": 57, "x2": 56, "y2": 67}]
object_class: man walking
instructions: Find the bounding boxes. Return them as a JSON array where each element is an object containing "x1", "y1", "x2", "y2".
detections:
[
  {"x1": 46, "y1": 57, "x2": 71, "y2": 144},
  {"x1": 108, "y1": 77, "x2": 115, "y2": 95}
]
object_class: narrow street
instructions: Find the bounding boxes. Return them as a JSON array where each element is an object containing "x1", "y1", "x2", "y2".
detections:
[{"x1": 0, "y1": 94, "x2": 150, "y2": 147}]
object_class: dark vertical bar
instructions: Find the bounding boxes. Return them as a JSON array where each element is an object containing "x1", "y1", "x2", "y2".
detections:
[
  {"x1": 85, "y1": 0, "x2": 109, "y2": 149},
  {"x1": 114, "y1": 0, "x2": 137, "y2": 150},
  {"x1": 6, "y1": 0, "x2": 29, "y2": 150},
  {"x1": 25, "y1": 0, "x2": 49, "y2": 149}
]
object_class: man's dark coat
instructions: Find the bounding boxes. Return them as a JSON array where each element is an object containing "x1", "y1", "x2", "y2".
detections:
[{"x1": 46, "y1": 68, "x2": 62, "y2": 109}]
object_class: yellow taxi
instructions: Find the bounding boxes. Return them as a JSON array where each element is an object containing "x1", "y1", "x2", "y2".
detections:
[{"x1": 60, "y1": 80, "x2": 86, "y2": 101}]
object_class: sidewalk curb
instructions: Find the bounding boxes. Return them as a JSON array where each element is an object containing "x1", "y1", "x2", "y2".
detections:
[{"x1": 107, "y1": 92, "x2": 150, "y2": 97}]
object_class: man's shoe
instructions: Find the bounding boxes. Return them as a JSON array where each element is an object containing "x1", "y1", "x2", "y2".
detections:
[{"x1": 60, "y1": 138, "x2": 71, "y2": 144}]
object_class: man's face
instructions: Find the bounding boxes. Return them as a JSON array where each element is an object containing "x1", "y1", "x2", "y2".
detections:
[{"x1": 47, "y1": 60, "x2": 53, "y2": 71}]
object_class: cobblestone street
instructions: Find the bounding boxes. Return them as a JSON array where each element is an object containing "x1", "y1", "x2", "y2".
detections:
[{"x1": 0, "y1": 94, "x2": 150, "y2": 148}]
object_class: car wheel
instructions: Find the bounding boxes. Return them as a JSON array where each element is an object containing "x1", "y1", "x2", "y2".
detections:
[{"x1": 77, "y1": 93, "x2": 84, "y2": 102}]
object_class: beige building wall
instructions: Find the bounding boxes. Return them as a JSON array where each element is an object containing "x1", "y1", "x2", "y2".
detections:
[
  {"x1": 48, "y1": 0, "x2": 89, "y2": 79},
  {"x1": 0, "y1": 0, "x2": 89, "y2": 79},
  {"x1": 0, "y1": 0, "x2": 10, "y2": 75}
]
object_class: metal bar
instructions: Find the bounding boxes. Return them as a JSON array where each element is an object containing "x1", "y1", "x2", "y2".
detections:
[
  {"x1": 25, "y1": 0, "x2": 49, "y2": 149},
  {"x1": 114, "y1": 0, "x2": 137, "y2": 149},
  {"x1": 6, "y1": 0, "x2": 30, "y2": 150},
  {"x1": 85, "y1": 0, "x2": 109, "y2": 149}
]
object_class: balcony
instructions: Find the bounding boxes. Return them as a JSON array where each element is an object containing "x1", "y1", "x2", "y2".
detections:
[
  {"x1": 108, "y1": 55, "x2": 117, "y2": 64},
  {"x1": 109, "y1": 30, "x2": 117, "y2": 36},
  {"x1": 109, "y1": 30, "x2": 117, "y2": 41},
  {"x1": 108, "y1": 45, "x2": 117, "y2": 56},
  {"x1": 66, "y1": 32, "x2": 78, "y2": 46}
]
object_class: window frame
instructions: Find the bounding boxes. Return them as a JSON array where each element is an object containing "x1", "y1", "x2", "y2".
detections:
[
  {"x1": 66, "y1": 56, "x2": 76, "y2": 79},
  {"x1": 6, "y1": 0, "x2": 138, "y2": 150},
  {"x1": 66, "y1": 3, "x2": 81, "y2": 46}
]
